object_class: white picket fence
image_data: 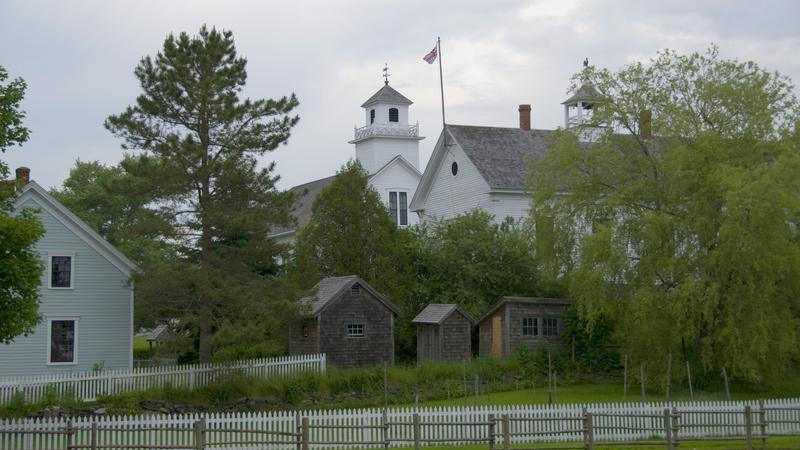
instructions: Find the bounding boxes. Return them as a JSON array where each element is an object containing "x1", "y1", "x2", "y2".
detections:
[
  {"x1": 0, "y1": 354, "x2": 326, "y2": 404},
  {"x1": 0, "y1": 398, "x2": 798, "y2": 449}
]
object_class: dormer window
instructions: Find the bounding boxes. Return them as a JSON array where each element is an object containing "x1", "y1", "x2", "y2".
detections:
[
  {"x1": 389, "y1": 108, "x2": 399, "y2": 122},
  {"x1": 370, "y1": 109, "x2": 375, "y2": 124}
]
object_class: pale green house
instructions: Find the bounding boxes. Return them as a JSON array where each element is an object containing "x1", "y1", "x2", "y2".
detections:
[{"x1": 0, "y1": 168, "x2": 137, "y2": 377}]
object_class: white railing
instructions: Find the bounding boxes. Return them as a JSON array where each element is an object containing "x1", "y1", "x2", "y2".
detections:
[
  {"x1": 353, "y1": 122, "x2": 419, "y2": 140},
  {"x1": 0, "y1": 354, "x2": 326, "y2": 404},
  {"x1": 0, "y1": 398, "x2": 798, "y2": 449}
]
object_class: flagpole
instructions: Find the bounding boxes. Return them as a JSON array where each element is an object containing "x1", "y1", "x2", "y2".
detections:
[{"x1": 437, "y1": 36, "x2": 446, "y2": 129}]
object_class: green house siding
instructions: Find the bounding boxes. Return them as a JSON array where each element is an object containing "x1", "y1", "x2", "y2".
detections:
[{"x1": 0, "y1": 197, "x2": 133, "y2": 377}]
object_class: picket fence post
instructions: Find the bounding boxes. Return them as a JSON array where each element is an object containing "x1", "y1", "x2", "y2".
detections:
[
  {"x1": 91, "y1": 421, "x2": 98, "y2": 450},
  {"x1": 383, "y1": 409, "x2": 390, "y2": 450},
  {"x1": 583, "y1": 411, "x2": 594, "y2": 450},
  {"x1": 663, "y1": 408, "x2": 674, "y2": 450},
  {"x1": 66, "y1": 420, "x2": 74, "y2": 450},
  {"x1": 745, "y1": 405, "x2": 754, "y2": 450},
  {"x1": 301, "y1": 416, "x2": 309, "y2": 450},
  {"x1": 487, "y1": 413, "x2": 495, "y2": 450},
  {"x1": 758, "y1": 399, "x2": 767, "y2": 450},
  {"x1": 413, "y1": 413, "x2": 421, "y2": 450},
  {"x1": 194, "y1": 418, "x2": 205, "y2": 450},
  {"x1": 501, "y1": 414, "x2": 510, "y2": 450}
]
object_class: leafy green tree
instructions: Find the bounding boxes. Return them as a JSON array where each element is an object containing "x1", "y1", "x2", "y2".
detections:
[
  {"x1": 293, "y1": 159, "x2": 412, "y2": 297},
  {"x1": 105, "y1": 26, "x2": 300, "y2": 362},
  {"x1": 0, "y1": 65, "x2": 44, "y2": 343},
  {"x1": 531, "y1": 46, "x2": 800, "y2": 383},
  {"x1": 51, "y1": 160, "x2": 171, "y2": 263},
  {"x1": 410, "y1": 210, "x2": 559, "y2": 319}
]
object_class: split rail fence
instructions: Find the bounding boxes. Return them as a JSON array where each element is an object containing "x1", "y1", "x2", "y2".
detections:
[
  {"x1": 1, "y1": 398, "x2": 799, "y2": 449},
  {"x1": 0, "y1": 354, "x2": 326, "y2": 405}
]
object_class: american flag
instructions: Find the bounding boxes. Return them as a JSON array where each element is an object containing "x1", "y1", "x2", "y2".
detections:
[{"x1": 423, "y1": 44, "x2": 438, "y2": 64}]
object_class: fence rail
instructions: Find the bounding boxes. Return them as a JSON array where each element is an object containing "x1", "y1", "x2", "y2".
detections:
[
  {"x1": 1, "y1": 398, "x2": 798, "y2": 449},
  {"x1": 0, "y1": 354, "x2": 326, "y2": 404}
]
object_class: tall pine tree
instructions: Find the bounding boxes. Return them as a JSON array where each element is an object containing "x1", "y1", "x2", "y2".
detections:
[{"x1": 106, "y1": 26, "x2": 299, "y2": 362}]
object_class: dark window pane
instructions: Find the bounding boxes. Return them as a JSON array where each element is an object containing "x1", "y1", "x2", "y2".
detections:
[
  {"x1": 522, "y1": 317, "x2": 538, "y2": 336},
  {"x1": 347, "y1": 324, "x2": 364, "y2": 337},
  {"x1": 389, "y1": 108, "x2": 399, "y2": 122},
  {"x1": 389, "y1": 192, "x2": 398, "y2": 224},
  {"x1": 51, "y1": 256, "x2": 72, "y2": 288},
  {"x1": 399, "y1": 192, "x2": 408, "y2": 226},
  {"x1": 50, "y1": 320, "x2": 75, "y2": 363},
  {"x1": 370, "y1": 109, "x2": 375, "y2": 124},
  {"x1": 543, "y1": 318, "x2": 558, "y2": 336}
]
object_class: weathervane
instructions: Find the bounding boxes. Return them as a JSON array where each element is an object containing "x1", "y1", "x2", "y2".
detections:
[{"x1": 382, "y1": 63, "x2": 391, "y2": 85}]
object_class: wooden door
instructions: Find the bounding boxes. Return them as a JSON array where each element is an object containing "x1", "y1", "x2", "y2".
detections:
[{"x1": 491, "y1": 314, "x2": 502, "y2": 357}]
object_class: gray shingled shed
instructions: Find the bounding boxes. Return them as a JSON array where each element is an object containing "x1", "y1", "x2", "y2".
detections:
[
  {"x1": 289, "y1": 276, "x2": 401, "y2": 368},
  {"x1": 412, "y1": 304, "x2": 474, "y2": 363}
]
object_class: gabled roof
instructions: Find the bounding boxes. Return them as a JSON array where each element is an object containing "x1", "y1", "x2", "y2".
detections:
[
  {"x1": 412, "y1": 304, "x2": 474, "y2": 325},
  {"x1": 269, "y1": 175, "x2": 336, "y2": 237},
  {"x1": 301, "y1": 275, "x2": 401, "y2": 317},
  {"x1": 361, "y1": 84, "x2": 413, "y2": 108},
  {"x1": 476, "y1": 296, "x2": 575, "y2": 325},
  {"x1": 14, "y1": 181, "x2": 137, "y2": 276},
  {"x1": 371, "y1": 154, "x2": 422, "y2": 179},
  {"x1": 411, "y1": 125, "x2": 554, "y2": 212}
]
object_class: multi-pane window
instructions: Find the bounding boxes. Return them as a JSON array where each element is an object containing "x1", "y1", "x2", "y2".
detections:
[
  {"x1": 301, "y1": 323, "x2": 309, "y2": 338},
  {"x1": 50, "y1": 320, "x2": 76, "y2": 363},
  {"x1": 389, "y1": 108, "x2": 399, "y2": 122},
  {"x1": 542, "y1": 318, "x2": 559, "y2": 336},
  {"x1": 347, "y1": 324, "x2": 365, "y2": 337},
  {"x1": 50, "y1": 256, "x2": 72, "y2": 288},
  {"x1": 370, "y1": 109, "x2": 375, "y2": 124},
  {"x1": 522, "y1": 317, "x2": 538, "y2": 336},
  {"x1": 389, "y1": 191, "x2": 408, "y2": 226}
]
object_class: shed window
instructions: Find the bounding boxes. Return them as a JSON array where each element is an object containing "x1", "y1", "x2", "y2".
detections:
[
  {"x1": 542, "y1": 318, "x2": 559, "y2": 336},
  {"x1": 370, "y1": 109, "x2": 375, "y2": 124},
  {"x1": 301, "y1": 324, "x2": 309, "y2": 338},
  {"x1": 49, "y1": 319, "x2": 76, "y2": 364},
  {"x1": 389, "y1": 108, "x2": 399, "y2": 122},
  {"x1": 388, "y1": 191, "x2": 408, "y2": 226},
  {"x1": 50, "y1": 255, "x2": 73, "y2": 288},
  {"x1": 522, "y1": 317, "x2": 538, "y2": 336},
  {"x1": 347, "y1": 324, "x2": 365, "y2": 337}
]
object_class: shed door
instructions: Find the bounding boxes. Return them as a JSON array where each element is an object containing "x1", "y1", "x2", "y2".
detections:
[{"x1": 491, "y1": 315, "x2": 502, "y2": 357}]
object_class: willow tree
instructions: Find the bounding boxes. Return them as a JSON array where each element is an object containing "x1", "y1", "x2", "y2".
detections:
[
  {"x1": 531, "y1": 46, "x2": 800, "y2": 383},
  {"x1": 106, "y1": 26, "x2": 299, "y2": 362}
]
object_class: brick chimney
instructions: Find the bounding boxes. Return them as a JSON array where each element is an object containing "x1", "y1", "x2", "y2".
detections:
[
  {"x1": 518, "y1": 104, "x2": 531, "y2": 130},
  {"x1": 639, "y1": 110, "x2": 652, "y2": 139},
  {"x1": 15, "y1": 167, "x2": 30, "y2": 184}
]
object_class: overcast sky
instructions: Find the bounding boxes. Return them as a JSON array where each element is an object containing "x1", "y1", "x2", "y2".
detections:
[{"x1": 2, "y1": 0, "x2": 799, "y2": 190}]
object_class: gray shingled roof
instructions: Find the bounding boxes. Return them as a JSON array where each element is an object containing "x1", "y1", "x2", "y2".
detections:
[
  {"x1": 447, "y1": 125, "x2": 555, "y2": 191},
  {"x1": 301, "y1": 275, "x2": 401, "y2": 317},
  {"x1": 476, "y1": 296, "x2": 575, "y2": 324},
  {"x1": 270, "y1": 175, "x2": 336, "y2": 236},
  {"x1": 412, "y1": 304, "x2": 474, "y2": 325},
  {"x1": 361, "y1": 84, "x2": 413, "y2": 108}
]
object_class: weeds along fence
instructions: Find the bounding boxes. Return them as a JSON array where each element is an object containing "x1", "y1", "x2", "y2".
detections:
[
  {"x1": 0, "y1": 354, "x2": 326, "y2": 405},
  {"x1": 1, "y1": 398, "x2": 798, "y2": 449}
]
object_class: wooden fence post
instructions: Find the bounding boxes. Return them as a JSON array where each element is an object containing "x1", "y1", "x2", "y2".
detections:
[
  {"x1": 663, "y1": 408, "x2": 673, "y2": 450},
  {"x1": 487, "y1": 413, "x2": 495, "y2": 450},
  {"x1": 295, "y1": 413, "x2": 301, "y2": 450},
  {"x1": 383, "y1": 409, "x2": 390, "y2": 450},
  {"x1": 671, "y1": 407, "x2": 680, "y2": 448},
  {"x1": 502, "y1": 414, "x2": 510, "y2": 450},
  {"x1": 584, "y1": 411, "x2": 594, "y2": 450},
  {"x1": 744, "y1": 405, "x2": 754, "y2": 450},
  {"x1": 91, "y1": 422, "x2": 98, "y2": 450},
  {"x1": 758, "y1": 399, "x2": 767, "y2": 450},
  {"x1": 722, "y1": 367, "x2": 731, "y2": 400},
  {"x1": 194, "y1": 418, "x2": 205, "y2": 450},
  {"x1": 413, "y1": 413, "x2": 421, "y2": 450},
  {"x1": 66, "y1": 420, "x2": 73, "y2": 450},
  {"x1": 301, "y1": 416, "x2": 309, "y2": 450}
]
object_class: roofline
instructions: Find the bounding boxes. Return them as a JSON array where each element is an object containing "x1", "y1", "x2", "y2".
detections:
[
  {"x1": 369, "y1": 154, "x2": 423, "y2": 179},
  {"x1": 412, "y1": 303, "x2": 475, "y2": 325},
  {"x1": 475, "y1": 296, "x2": 575, "y2": 324},
  {"x1": 409, "y1": 129, "x2": 450, "y2": 212},
  {"x1": 14, "y1": 181, "x2": 138, "y2": 276},
  {"x1": 267, "y1": 229, "x2": 296, "y2": 239},
  {"x1": 313, "y1": 275, "x2": 401, "y2": 317}
]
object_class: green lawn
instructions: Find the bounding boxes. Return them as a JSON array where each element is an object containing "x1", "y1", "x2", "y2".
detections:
[
  {"x1": 413, "y1": 375, "x2": 800, "y2": 408},
  {"x1": 133, "y1": 335, "x2": 149, "y2": 352}
]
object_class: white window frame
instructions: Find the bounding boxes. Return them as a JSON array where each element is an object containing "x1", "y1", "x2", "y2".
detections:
[
  {"x1": 347, "y1": 323, "x2": 365, "y2": 337},
  {"x1": 46, "y1": 317, "x2": 79, "y2": 365},
  {"x1": 388, "y1": 190, "x2": 409, "y2": 227},
  {"x1": 48, "y1": 253, "x2": 75, "y2": 290},
  {"x1": 522, "y1": 317, "x2": 538, "y2": 336},
  {"x1": 542, "y1": 317, "x2": 559, "y2": 337}
]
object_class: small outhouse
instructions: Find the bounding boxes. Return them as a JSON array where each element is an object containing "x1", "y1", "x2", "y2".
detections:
[{"x1": 412, "y1": 304, "x2": 474, "y2": 363}]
